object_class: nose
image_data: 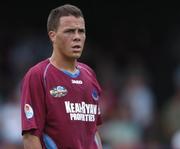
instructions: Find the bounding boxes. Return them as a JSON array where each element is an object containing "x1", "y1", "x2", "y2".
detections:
[{"x1": 73, "y1": 31, "x2": 81, "y2": 41}]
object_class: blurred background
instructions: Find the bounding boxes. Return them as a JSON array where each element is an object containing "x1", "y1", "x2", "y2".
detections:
[{"x1": 1, "y1": 1, "x2": 180, "y2": 149}]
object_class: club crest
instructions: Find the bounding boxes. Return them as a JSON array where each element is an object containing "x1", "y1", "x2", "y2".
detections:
[{"x1": 92, "y1": 89, "x2": 99, "y2": 101}]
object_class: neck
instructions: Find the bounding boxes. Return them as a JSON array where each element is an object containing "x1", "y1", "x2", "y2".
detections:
[{"x1": 50, "y1": 52, "x2": 77, "y2": 73}]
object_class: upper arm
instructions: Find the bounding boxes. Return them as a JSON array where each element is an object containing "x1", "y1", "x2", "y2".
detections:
[
  {"x1": 95, "y1": 131, "x2": 103, "y2": 149},
  {"x1": 23, "y1": 133, "x2": 42, "y2": 149}
]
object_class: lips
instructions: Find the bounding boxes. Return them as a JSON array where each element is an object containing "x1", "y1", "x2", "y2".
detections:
[
  {"x1": 72, "y1": 45, "x2": 81, "y2": 48},
  {"x1": 72, "y1": 45, "x2": 81, "y2": 51}
]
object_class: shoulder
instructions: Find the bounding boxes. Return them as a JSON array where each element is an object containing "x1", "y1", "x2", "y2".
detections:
[
  {"x1": 77, "y1": 62, "x2": 96, "y2": 76},
  {"x1": 77, "y1": 62, "x2": 102, "y2": 93},
  {"x1": 23, "y1": 59, "x2": 50, "y2": 80}
]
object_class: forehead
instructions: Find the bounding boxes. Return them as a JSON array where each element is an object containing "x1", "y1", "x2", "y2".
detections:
[{"x1": 59, "y1": 16, "x2": 85, "y2": 29}]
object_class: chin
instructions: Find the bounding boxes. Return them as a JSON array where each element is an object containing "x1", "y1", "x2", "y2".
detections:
[
  {"x1": 73, "y1": 55, "x2": 81, "y2": 59},
  {"x1": 72, "y1": 53, "x2": 82, "y2": 59}
]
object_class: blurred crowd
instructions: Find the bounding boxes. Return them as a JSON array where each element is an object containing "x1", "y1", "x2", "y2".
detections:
[{"x1": 0, "y1": 31, "x2": 180, "y2": 149}]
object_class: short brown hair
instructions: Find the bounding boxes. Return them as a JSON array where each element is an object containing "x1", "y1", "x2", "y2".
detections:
[{"x1": 47, "y1": 4, "x2": 84, "y2": 32}]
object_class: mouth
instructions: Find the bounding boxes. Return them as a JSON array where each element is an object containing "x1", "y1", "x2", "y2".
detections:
[{"x1": 72, "y1": 45, "x2": 81, "y2": 51}]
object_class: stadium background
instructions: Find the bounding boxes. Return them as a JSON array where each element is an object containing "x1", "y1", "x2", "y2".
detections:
[{"x1": 1, "y1": 1, "x2": 180, "y2": 148}]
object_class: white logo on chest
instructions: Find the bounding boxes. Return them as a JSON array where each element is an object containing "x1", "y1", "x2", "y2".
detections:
[
  {"x1": 64, "y1": 101, "x2": 98, "y2": 122},
  {"x1": 71, "y1": 79, "x2": 83, "y2": 84}
]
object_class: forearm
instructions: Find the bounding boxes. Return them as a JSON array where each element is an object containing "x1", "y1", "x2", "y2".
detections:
[
  {"x1": 95, "y1": 131, "x2": 103, "y2": 149},
  {"x1": 23, "y1": 133, "x2": 42, "y2": 149}
]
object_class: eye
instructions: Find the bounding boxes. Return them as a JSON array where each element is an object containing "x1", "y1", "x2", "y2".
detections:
[
  {"x1": 78, "y1": 29, "x2": 85, "y2": 34},
  {"x1": 64, "y1": 29, "x2": 75, "y2": 33}
]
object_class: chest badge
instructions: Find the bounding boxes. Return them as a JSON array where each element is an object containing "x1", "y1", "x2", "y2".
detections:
[
  {"x1": 92, "y1": 89, "x2": 99, "y2": 101},
  {"x1": 50, "y1": 86, "x2": 68, "y2": 98}
]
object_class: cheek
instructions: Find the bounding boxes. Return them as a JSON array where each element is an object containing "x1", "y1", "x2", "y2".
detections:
[
  {"x1": 63, "y1": 38, "x2": 72, "y2": 47},
  {"x1": 83, "y1": 35, "x2": 86, "y2": 42},
  {"x1": 56, "y1": 36, "x2": 67, "y2": 46},
  {"x1": 82, "y1": 38, "x2": 86, "y2": 45}
]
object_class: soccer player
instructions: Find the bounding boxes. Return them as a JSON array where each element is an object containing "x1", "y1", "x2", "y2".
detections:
[{"x1": 20, "y1": 4, "x2": 103, "y2": 149}]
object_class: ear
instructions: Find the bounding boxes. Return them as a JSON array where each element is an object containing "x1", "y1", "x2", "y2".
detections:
[{"x1": 48, "y1": 31, "x2": 56, "y2": 42}]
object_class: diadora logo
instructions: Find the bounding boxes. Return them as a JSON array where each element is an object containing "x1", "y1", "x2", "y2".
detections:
[
  {"x1": 50, "y1": 86, "x2": 68, "y2": 98},
  {"x1": 71, "y1": 79, "x2": 83, "y2": 84}
]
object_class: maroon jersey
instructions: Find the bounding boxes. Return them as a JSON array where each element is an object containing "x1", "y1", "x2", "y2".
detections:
[{"x1": 21, "y1": 59, "x2": 102, "y2": 149}]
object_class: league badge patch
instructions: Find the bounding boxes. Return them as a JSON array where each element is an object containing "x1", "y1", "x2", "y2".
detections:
[
  {"x1": 24, "y1": 104, "x2": 34, "y2": 119},
  {"x1": 50, "y1": 86, "x2": 68, "y2": 98},
  {"x1": 92, "y1": 89, "x2": 99, "y2": 101}
]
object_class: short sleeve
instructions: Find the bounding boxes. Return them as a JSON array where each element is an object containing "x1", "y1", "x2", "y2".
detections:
[{"x1": 21, "y1": 68, "x2": 46, "y2": 138}]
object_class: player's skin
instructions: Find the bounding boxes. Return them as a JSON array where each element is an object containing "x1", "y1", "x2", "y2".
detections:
[
  {"x1": 23, "y1": 15, "x2": 103, "y2": 149},
  {"x1": 49, "y1": 15, "x2": 86, "y2": 72},
  {"x1": 23, "y1": 134, "x2": 42, "y2": 149}
]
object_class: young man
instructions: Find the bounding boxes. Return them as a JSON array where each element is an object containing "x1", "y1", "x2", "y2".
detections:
[{"x1": 20, "y1": 4, "x2": 103, "y2": 149}]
